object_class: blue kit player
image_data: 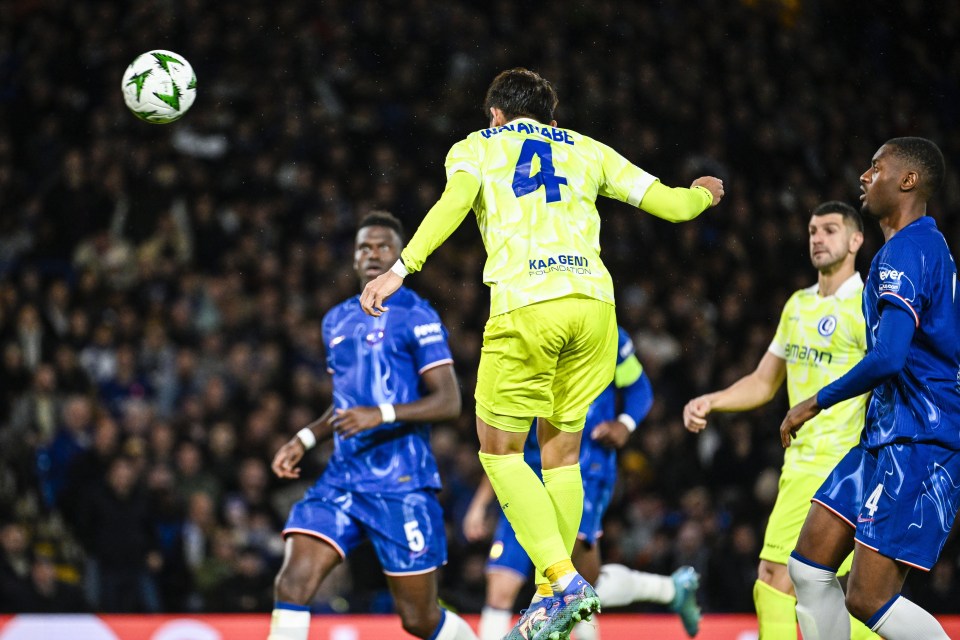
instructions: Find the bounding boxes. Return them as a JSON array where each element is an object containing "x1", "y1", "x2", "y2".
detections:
[
  {"x1": 781, "y1": 138, "x2": 959, "y2": 640},
  {"x1": 268, "y1": 212, "x2": 478, "y2": 640},
  {"x1": 463, "y1": 326, "x2": 700, "y2": 640}
]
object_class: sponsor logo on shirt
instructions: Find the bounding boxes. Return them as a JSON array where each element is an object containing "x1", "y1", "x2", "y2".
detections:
[
  {"x1": 528, "y1": 254, "x2": 591, "y2": 276},
  {"x1": 414, "y1": 322, "x2": 444, "y2": 346},
  {"x1": 877, "y1": 262, "x2": 914, "y2": 299},
  {"x1": 784, "y1": 343, "x2": 833, "y2": 365}
]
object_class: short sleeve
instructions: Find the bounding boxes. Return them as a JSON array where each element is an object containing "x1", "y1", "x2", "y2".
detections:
[
  {"x1": 445, "y1": 136, "x2": 481, "y2": 183},
  {"x1": 405, "y1": 304, "x2": 455, "y2": 374},
  {"x1": 595, "y1": 141, "x2": 657, "y2": 207},
  {"x1": 875, "y1": 241, "x2": 926, "y2": 327}
]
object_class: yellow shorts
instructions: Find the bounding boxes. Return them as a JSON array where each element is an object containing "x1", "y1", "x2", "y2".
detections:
[
  {"x1": 475, "y1": 296, "x2": 617, "y2": 433},
  {"x1": 761, "y1": 468, "x2": 853, "y2": 575}
]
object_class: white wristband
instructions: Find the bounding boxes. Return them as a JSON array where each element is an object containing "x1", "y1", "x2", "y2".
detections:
[
  {"x1": 390, "y1": 259, "x2": 409, "y2": 279},
  {"x1": 617, "y1": 413, "x2": 637, "y2": 433},
  {"x1": 379, "y1": 403, "x2": 397, "y2": 423},
  {"x1": 297, "y1": 427, "x2": 317, "y2": 450}
]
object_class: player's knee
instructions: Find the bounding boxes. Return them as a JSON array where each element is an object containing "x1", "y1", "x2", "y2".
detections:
[
  {"x1": 398, "y1": 605, "x2": 441, "y2": 639},
  {"x1": 273, "y1": 566, "x2": 316, "y2": 605},
  {"x1": 844, "y1": 589, "x2": 879, "y2": 623}
]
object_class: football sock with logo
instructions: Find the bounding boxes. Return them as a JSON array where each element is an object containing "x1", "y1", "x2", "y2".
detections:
[
  {"x1": 788, "y1": 552, "x2": 849, "y2": 640},
  {"x1": 869, "y1": 594, "x2": 950, "y2": 640},
  {"x1": 753, "y1": 579, "x2": 798, "y2": 639},
  {"x1": 478, "y1": 452, "x2": 569, "y2": 577},
  {"x1": 268, "y1": 601, "x2": 310, "y2": 640}
]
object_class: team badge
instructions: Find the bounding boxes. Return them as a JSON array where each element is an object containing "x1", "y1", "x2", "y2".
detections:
[{"x1": 818, "y1": 315, "x2": 837, "y2": 337}]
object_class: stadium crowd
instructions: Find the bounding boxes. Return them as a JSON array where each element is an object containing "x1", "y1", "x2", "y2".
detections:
[{"x1": 2, "y1": 0, "x2": 960, "y2": 617}]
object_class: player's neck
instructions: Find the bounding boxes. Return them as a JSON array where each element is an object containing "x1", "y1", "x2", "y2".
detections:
[
  {"x1": 879, "y1": 203, "x2": 926, "y2": 242},
  {"x1": 817, "y1": 264, "x2": 855, "y2": 298}
]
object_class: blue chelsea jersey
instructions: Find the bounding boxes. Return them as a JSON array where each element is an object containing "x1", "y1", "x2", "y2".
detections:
[
  {"x1": 524, "y1": 326, "x2": 652, "y2": 479},
  {"x1": 320, "y1": 287, "x2": 454, "y2": 493},
  {"x1": 863, "y1": 216, "x2": 960, "y2": 449}
]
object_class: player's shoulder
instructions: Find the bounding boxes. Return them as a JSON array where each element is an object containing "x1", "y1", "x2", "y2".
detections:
[
  {"x1": 323, "y1": 295, "x2": 360, "y2": 325},
  {"x1": 392, "y1": 287, "x2": 444, "y2": 322},
  {"x1": 784, "y1": 284, "x2": 817, "y2": 308}
]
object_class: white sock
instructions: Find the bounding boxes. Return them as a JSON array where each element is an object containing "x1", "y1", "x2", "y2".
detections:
[
  {"x1": 595, "y1": 564, "x2": 675, "y2": 606},
  {"x1": 572, "y1": 617, "x2": 600, "y2": 640},
  {"x1": 479, "y1": 606, "x2": 512, "y2": 640},
  {"x1": 787, "y1": 553, "x2": 849, "y2": 640},
  {"x1": 268, "y1": 606, "x2": 310, "y2": 640},
  {"x1": 870, "y1": 594, "x2": 949, "y2": 640},
  {"x1": 434, "y1": 609, "x2": 480, "y2": 640}
]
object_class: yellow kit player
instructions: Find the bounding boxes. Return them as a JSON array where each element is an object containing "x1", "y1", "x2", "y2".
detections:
[
  {"x1": 683, "y1": 201, "x2": 877, "y2": 640},
  {"x1": 361, "y1": 68, "x2": 723, "y2": 639}
]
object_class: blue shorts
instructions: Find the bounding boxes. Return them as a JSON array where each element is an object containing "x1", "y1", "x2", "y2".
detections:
[
  {"x1": 813, "y1": 441, "x2": 960, "y2": 571},
  {"x1": 283, "y1": 480, "x2": 447, "y2": 575},
  {"x1": 487, "y1": 475, "x2": 613, "y2": 577}
]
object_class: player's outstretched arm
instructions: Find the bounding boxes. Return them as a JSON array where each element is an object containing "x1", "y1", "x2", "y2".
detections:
[
  {"x1": 359, "y1": 172, "x2": 479, "y2": 317},
  {"x1": 684, "y1": 351, "x2": 786, "y2": 433},
  {"x1": 639, "y1": 178, "x2": 724, "y2": 223}
]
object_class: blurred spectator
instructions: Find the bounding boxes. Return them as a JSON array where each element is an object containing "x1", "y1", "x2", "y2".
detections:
[{"x1": 75, "y1": 456, "x2": 161, "y2": 612}]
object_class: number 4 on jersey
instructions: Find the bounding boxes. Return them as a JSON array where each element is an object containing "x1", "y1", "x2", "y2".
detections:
[
  {"x1": 512, "y1": 139, "x2": 567, "y2": 203},
  {"x1": 864, "y1": 483, "x2": 884, "y2": 517}
]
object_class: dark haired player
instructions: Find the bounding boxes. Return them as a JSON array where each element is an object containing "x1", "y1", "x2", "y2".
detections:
[
  {"x1": 360, "y1": 68, "x2": 724, "y2": 639},
  {"x1": 782, "y1": 138, "x2": 958, "y2": 640},
  {"x1": 267, "y1": 212, "x2": 478, "y2": 640}
]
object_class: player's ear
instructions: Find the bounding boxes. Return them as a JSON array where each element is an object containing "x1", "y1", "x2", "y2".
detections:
[
  {"x1": 849, "y1": 231, "x2": 864, "y2": 253},
  {"x1": 489, "y1": 107, "x2": 504, "y2": 127},
  {"x1": 550, "y1": 120, "x2": 557, "y2": 127},
  {"x1": 900, "y1": 170, "x2": 919, "y2": 192}
]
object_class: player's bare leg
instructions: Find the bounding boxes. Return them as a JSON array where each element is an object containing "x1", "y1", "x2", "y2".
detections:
[
  {"x1": 387, "y1": 572, "x2": 478, "y2": 639},
  {"x1": 268, "y1": 535, "x2": 342, "y2": 640},
  {"x1": 846, "y1": 544, "x2": 947, "y2": 639}
]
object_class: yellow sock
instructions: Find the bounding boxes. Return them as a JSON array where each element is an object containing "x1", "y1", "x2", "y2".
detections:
[
  {"x1": 479, "y1": 452, "x2": 568, "y2": 573},
  {"x1": 546, "y1": 559, "x2": 576, "y2": 586},
  {"x1": 542, "y1": 463, "x2": 584, "y2": 556},
  {"x1": 536, "y1": 582, "x2": 553, "y2": 598},
  {"x1": 753, "y1": 579, "x2": 798, "y2": 640},
  {"x1": 850, "y1": 615, "x2": 882, "y2": 640}
]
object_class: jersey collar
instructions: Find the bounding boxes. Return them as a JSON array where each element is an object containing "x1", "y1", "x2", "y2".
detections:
[{"x1": 822, "y1": 272, "x2": 863, "y2": 300}]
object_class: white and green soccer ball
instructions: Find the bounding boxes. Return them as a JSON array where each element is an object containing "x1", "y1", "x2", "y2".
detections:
[{"x1": 121, "y1": 50, "x2": 196, "y2": 124}]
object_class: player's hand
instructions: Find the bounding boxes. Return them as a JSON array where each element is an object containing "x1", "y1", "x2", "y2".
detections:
[
  {"x1": 692, "y1": 176, "x2": 725, "y2": 206},
  {"x1": 683, "y1": 396, "x2": 712, "y2": 432},
  {"x1": 271, "y1": 437, "x2": 306, "y2": 479},
  {"x1": 332, "y1": 407, "x2": 383, "y2": 438},
  {"x1": 462, "y1": 503, "x2": 492, "y2": 542},
  {"x1": 360, "y1": 271, "x2": 403, "y2": 316},
  {"x1": 780, "y1": 395, "x2": 821, "y2": 448},
  {"x1": 591, "y1": 420, "x2": 632, "y2": 449}
]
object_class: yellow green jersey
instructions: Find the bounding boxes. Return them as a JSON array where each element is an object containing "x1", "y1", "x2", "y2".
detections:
[
  {"x1": 411, "y1": 118, "x2": 659, "y2": 317},
  {"x1": 769, "y1": 272, "x2": 868, "y2": 476}
]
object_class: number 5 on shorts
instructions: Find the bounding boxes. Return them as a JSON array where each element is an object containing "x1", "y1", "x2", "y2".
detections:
[
  {"x1": 404, "y1": 520, "x2": 425, "y2": 552},
  {"x1": 864, "y1": 483, "x2": 883, "y2": 517}
]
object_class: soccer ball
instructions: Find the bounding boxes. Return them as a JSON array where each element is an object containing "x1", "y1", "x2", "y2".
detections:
[{"x1": 121, "y1": 50, "x2": 196, "y2": 124}]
